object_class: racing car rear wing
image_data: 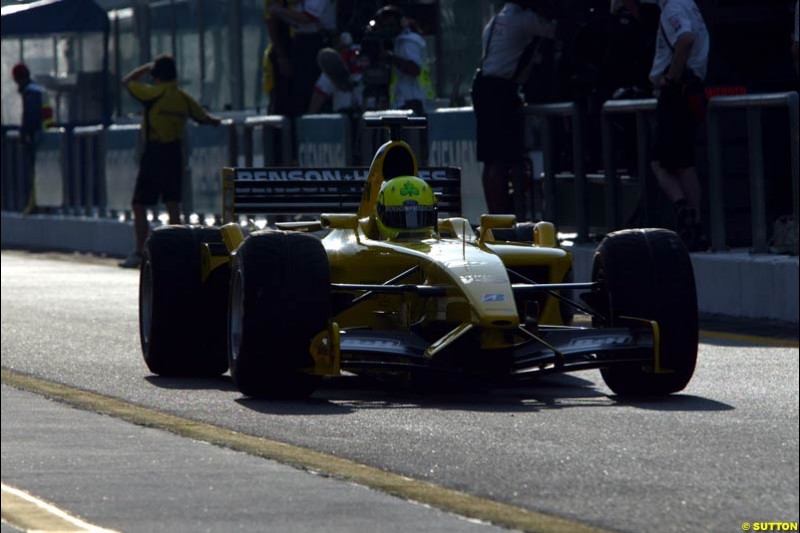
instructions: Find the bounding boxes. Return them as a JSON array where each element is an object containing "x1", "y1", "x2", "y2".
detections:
[{"x1": 221, "y1": 166, "x2": 461, "y2": 223}]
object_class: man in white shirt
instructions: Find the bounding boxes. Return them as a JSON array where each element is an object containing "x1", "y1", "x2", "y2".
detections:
[
  {"x1": 375, "y1": 6, "x2": 428, "y2": 115},
  {"x1": 471, "y1": 1, "x2": 555, "y2": 214},
  {"x1": 649, "y1": 0, "x2": 710, "y2": 251}
]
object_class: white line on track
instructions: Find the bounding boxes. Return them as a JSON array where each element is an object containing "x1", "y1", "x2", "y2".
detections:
[{"x1": 1, "y1": 483, "x2": 120, "y2": 533}]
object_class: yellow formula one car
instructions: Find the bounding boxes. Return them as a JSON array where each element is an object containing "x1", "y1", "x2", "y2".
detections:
[{"x1": 139, "y1": 116, "x2": 698, "y2": 399}]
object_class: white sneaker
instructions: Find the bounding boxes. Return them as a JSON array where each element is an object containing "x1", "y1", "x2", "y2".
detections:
[{"x1": 119, "y1": 251, "x2": 142, "y2": 269}]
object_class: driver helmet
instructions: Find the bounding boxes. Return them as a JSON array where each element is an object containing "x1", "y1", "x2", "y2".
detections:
[{"x1": 375, "y1": 176, "x2": 437, "y2": 239}]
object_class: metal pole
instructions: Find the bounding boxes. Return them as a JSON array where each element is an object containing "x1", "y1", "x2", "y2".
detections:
[
  {"x1": 788, "y1": 92, "x2": 799, "y2": 256},
  {"x1": 134, "y1": 0, "x2": 151, "y2": 64},
  {"x1": 746, "y1": 107, "x2": 768, "y2": 253},
  {"x1": 228, "y1": 0, "x2": 244, "y2": 110},
  {"x1": 197, "y1": 0, "x2": 206, "y2": 105},
  {"x1": 243, "y1": 124, "x2": 254, "y2": 167},
  {"x1": 635, "y1": 111, "x2": 650, "y2": 227},
  {"x1": 571, "y1": 106, "x2": 588, "y2": 241},
  {"x1": 113, "y1": 14, "x2": 122, "y2": 118},
  {"x1": 227, "y1": 121, "x2": 238, "y2": 167},
  {"x1": 541, "y1": 117, "x2": 556, "y2": 224},
  {"x1": 170, "y1": 0, "x2": 177, "y2": 57},
  {"x1": 706, "y1": 105, "x2": 726, "y2": 251},
  {"x1": 281, "y1": 118, "x2": 292, "y2": 166},
  {"x1": 70, "y1": 135, "x2": 80, "y2": 214},
  {"x1": 601, "y1": 113, "x2": 618, "y2": 233}
]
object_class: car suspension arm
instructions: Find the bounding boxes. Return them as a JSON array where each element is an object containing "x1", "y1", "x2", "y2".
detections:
[{"x1": 506, "y1": 268, "x2": 605, "y2": 320}]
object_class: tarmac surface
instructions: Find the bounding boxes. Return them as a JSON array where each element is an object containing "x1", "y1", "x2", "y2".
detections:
[{"x1": 1, "y1": 250, "x2": 798, "y2": 533}]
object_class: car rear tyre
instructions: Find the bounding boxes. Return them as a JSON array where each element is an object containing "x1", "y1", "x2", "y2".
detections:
[
  {"x1": 592, "y1": 228, "x2": 698, "y2": 396},
  {"x1": 228, "y1": 231, "x2": 330, "y2": 399},
  {"x1": 140, "y1": 225, "x2": 229, "y2": 377}
]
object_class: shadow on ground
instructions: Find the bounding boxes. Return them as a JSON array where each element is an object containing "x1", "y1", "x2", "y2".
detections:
[{"x1": 233, "y1": 373, "x2": 734, "y2": 415}]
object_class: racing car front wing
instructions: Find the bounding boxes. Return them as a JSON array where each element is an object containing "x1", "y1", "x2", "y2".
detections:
[{"x1": 335, "y1": 325, "x2": 656, "y2": 383}]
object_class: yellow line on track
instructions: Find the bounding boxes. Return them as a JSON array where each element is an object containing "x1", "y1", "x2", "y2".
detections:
[
  {"x1": 1, "y1": 483, "x2": 120, "y2": 533},
  {"x1": 1, "y1": 368, "x2": 615, "y2": 533},
  {"x1": 699, "y1": 330, "x2": 799, "y2": 348}
]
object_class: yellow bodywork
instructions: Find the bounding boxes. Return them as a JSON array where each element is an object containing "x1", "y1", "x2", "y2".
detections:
[{"x1": 215, "y1": 140, "x2": 575, "y2": 377}]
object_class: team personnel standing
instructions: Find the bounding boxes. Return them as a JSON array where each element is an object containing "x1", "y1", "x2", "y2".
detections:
[
  {"x1": 12, "y1": 63, "x2": 53, "y2": 215},
  {"x1": 471, "y1": 1, "x2": 555, "y2": 214},
  {"x1": 269, "y1": 0, "x2": 337, "y2": 115},
  {"x1": 649, "y1": 0, "x2": 710, "y2": 251},
  {"x1": 120, "y1": 54, "x2": 221, "y2": 269},
  {"x1": 375, "y1": 6, "x2": 430, "y2": 115},
  {"x1": 263, "y1": 0, "x2": 296, "y2": 115}
]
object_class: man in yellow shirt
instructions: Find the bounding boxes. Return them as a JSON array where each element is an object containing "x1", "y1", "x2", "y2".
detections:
[{"x1": 120, "y1": 54, "x2": 221, "y2": 268}]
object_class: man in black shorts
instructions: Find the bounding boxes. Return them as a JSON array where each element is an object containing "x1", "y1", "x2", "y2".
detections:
[
  {"x1": 120, "y1": 55, "x2": 221, "y2": 268},
  {"x1": 472, "y1": 1, "x2": 555, "y2": 214},
  {"x1": 649, "y1": 0, "x2": 709, "y2": 251}
]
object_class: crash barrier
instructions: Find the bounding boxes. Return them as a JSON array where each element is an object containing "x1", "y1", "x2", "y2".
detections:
[
  {"x1": 104, "y1": 124, "x2": 141, "y2": 215},
  {"x1": 1, "y1": 128, "x2": 66, "y2": 211},
  {"x1": 241, "y1": 115, "x2": 292, "y2": 168},
  {"x1": 427, "y1": 108, "x2": 486, "y2": 223},
  {"x1": 523, "y1": 103, "x2": 589, "y2": 242},
  {"x1": 2, "y1": 98, "x2": 798, "y2": 254},
  {"x1": 600, "y1": 98, "x2": 658, "y2": 233},
  {"x1": 707, "y1": 92, "x2": 800, "y2": 254},
  {"x1": 185, "y1": 120, "x2": 238, "y2": 215},
  {"x1": 223, "y1": 166, "x2": 462, "y2": 221},
  {"x1": 70, "y1": 126, "x2": 105, "y2": 216},
  {"x1": 1, "y1": 129, "x2": 27, "y2": 211},
  {"x1": 295, "y1": 114, "x2": 351, "y2": 168}
]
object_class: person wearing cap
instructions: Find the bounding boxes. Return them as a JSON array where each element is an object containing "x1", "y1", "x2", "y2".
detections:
[
  {"x1": 119, "y1": 54, "x2": 222, "y2": 268},
  {"x1": 12, "y1": 63, "x2": 52, "y2": 215}
]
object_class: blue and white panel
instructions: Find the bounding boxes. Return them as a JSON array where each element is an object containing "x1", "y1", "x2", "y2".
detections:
[
  {"x1": 186, "y1": 124, "x2": 231, "y2": 214},
  {"x1": 427, "y1": 107, "x2": 485, "y2": 223},
  {"x1": 296, "y1": 114, "x2": 351, "y2": 168},
  {"x1": 104, "y1": 124, "x2": 140, "y2": 212},
  {"x1": 35, "y1": 129, "x2": 65, "y2": 207}
]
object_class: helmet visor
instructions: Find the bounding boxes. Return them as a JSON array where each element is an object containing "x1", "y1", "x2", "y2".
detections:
[{"x1": 380, "y1": 201, "x2": 437, "y2": 230}]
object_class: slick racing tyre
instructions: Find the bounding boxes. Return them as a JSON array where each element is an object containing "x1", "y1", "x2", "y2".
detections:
[
  {"x1": 228, "y1": 231, "x2": 330, "y2": 399},
  {"x1": 140, "y1": 225, "x2": 229, "y2": 377},
  {"x1": 592, "y1": 228, "x2": 698, "y2": 396}
]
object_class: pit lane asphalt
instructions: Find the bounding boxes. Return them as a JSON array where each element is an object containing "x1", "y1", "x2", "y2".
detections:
[{"x1": 2, "y1": 251, "x2": 798, "y2": 533}]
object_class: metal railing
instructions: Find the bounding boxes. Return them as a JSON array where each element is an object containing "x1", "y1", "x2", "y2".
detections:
[
  {"x1": 242, "y1": 115, "x2": 292, "y2": 167},
  {"x1": 523, "y1": 102, "x2": 588, "y2": 242},
  {"x1": 601, "y1": 98, "x2": 657, "y2": 233},
  {"x1": 3, "y1": 98, "x2": 798, "y2": 256},
  {"x1": 1, "y1": 128, "x2": 26, "y2": 212},
  {"x1": 707, "y1": 92, "x2": 799, "y2": 254},
  {"x1": 71, "y1": 125, "x2": 105, "y2": 216}
]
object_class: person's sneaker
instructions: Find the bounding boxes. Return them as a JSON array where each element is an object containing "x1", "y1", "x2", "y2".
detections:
[{"x1": 119, "y1": 251, "x2": 142, "y2": 269}]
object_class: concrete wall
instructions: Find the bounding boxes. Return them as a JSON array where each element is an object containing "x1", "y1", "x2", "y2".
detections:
[{"x1": 567, "y1": 243, "x2": 798, "y2": 323}]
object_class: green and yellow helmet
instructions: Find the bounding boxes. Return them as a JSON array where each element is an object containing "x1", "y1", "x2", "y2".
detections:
[{"x1": 375, "y1": 176, "x2": 437, "y2": 239}]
